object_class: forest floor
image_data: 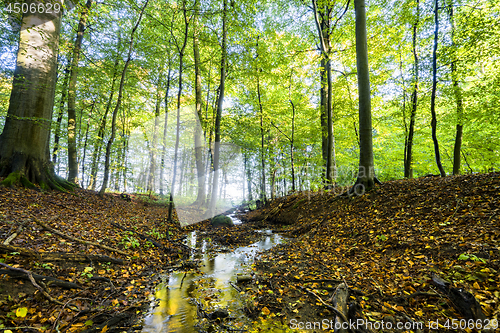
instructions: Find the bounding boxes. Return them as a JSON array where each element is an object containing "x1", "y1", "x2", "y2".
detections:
[
  {"x1": 0, "y1": 172, "x2": 498, "y2": 333},
  {"x1": 243, "y1": 172, "x2": 500, "y2": 332}
]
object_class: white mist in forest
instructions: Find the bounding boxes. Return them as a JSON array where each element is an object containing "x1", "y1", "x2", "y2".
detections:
[{"x1": 127, "y1": 105, "x2": 244, "y2": 227}]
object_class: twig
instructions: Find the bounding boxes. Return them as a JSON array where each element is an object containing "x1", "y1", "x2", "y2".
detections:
[
  {"x1": 51, "y1": 297, "x2": 90, "y2": 333},
  {"x1": 298, "y1": 286, "x2": 355, "y2": 333},
  {"x1": 3, "y1": 219, "x2": 29, "y2": 245},
  {"x1": 229, "y1": 281, "x2": 241, "y2": 292}
]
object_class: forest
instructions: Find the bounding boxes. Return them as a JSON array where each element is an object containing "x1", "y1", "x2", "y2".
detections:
[
  {"x1": 0, "y1": 0, "x2": 499, "y2": 332},
  {"x1": 1, "y1": 0, "x2": 499, "y2": 201}
]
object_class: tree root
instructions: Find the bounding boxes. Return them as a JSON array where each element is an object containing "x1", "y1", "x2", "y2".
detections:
[
  {"x1": 0, "y1": 244, "x2": 124, "y2": 264},
  {"x1": 0, "y1": 262, "x2": 79, "y2": 310},
  {"x1": 34, "y1": 216, "x2": 129, "y2": 256}
]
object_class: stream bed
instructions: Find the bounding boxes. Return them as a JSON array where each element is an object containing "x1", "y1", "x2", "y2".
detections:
[{"x1": 141, "y1": 217, "x2": 285, "y2": 332}]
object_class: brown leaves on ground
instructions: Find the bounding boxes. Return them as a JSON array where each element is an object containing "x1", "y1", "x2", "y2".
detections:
[
  {"x1": 0, "y1": 187, "x2": 195, "y2": 332},
  {"x1": 249, "y1": 173, "x2": 499, "y2": 332}
]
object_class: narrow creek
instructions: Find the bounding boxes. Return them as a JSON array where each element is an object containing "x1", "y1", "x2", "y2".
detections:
[{"x1": 141, "y1": 215, "x2": 285, "y2": 332}]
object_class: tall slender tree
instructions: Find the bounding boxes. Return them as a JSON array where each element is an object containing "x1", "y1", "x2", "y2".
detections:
[
  {"x1": 354, "y1": 0, "x2": 375, "y2": 190},
  {"x1": 99, "y1": 0, "x2": 149, "y2": 195},
  {"x1": 208, "y1": 0, "x2": 227, "y2": 217},
  {"x1": 67, "y1": 0, "x2": 93, "y2": 185},
  {"x1": 430, "y1": 0, "x2": 446, "y2": 177}
]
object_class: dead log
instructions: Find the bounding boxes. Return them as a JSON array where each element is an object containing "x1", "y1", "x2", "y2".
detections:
[
  {"x1": 329, "y1": 282, "x2": 349, "y2": 333},
  {"x1": 0, "y1": 244, "x2": 123, "y2": 264},
  {"x1": 432, "y1": 275, "x2": 487, "y2": 321},
  {"x1": 34, "y1": 217, "x2": 129, "y2": 256},
  {"x1": 0, "y1": 268, "x2": 82, "y2": 290}
]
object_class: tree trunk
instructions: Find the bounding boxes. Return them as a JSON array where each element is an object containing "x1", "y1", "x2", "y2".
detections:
[
  {"x1": 193, "y1": 0, "x2": 206, "y2": 206},
  {"x1": 404, "y1": 0, "x2": 419, "y2": 179},
  {"x1": 159, "y1": 66, "x2": 172, "y2": 196},
  {"x1": 147, "y1": 85, "x2": 161, "y2": 195},
  {"x1": 168, "y1": 1, "x2": 190, "y2": 222},
  {"x1": 67, "y1": 0, "x2": 93, "y2": 185},
  {"x1": 257, "y1": 74, "x2": 266, "y2": 204},
  {"x1": 80, "y1": 100, "x2": 95, "y2": 187},
  {"x1": 52, "y1": 62, "x2": 71, "y2": 170},
  {"x1": 312, "y1": 0, "x2": 336, "y2": 186},
  {"x1": 0, "y1": 1, "x2": 73, "y2": 190},
  {"x1": 290, "y1": 98, "x2": 296, "y2": 192},
  {"x1": 208, "y1": 0, "x2": 227, "y2": 217},
  {"x1": 449, "y1": 3, "x2": 464, "y2": 175},
  {"x1": 88, "y1": 38, "x2": 121, "y2": 190},
  {"x1": 99, "y1": 0, "x2": 149, "y2": 195},
  {"x1": 430, "y1": 0, "x2": 446, "y2": 177},
  {"x1": 354, "y1": 0, "x2": 375, "y2": 190}
]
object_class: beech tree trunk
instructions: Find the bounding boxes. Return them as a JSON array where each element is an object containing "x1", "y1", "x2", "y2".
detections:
[
  {"x1": 0, "y1": 1, "x2": 73, "y2": 190},
  {"x1": 404, "y1": 0, "x2": 419, "y2": 179},
  {"x1": 449, "y1": 3, "x2": 464, "y2": 175},
  {"x1": 67, "y1": 0, "x2": 93, "y2": 185},
  {"x1": 430, "y1": 0, "x2": 446, "y2": 177},
  {"x1": 208, "y1": 0, "x2": 227, "y2": 217},
  {"x1": 354, "y1": 0, "x2": 375, "y2": 190},
  {"x1": 99, "y1": 0, "x2": 149, "y2": 195},
  {"x1": 168, "y1": 0, "x2": 190, "y2": 222},
  {"x1": 193, "y1": 0, "x2": 206, "y2": 206}
]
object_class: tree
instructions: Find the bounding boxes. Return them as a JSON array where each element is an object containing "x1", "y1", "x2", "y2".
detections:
[
  {"x1": 67, "y1": 0, "x2": 93, "y2": 185},
  {"x1": 208, "y1": 0, "x2": 227, "y2": 217},
  {"x1": 430, "y1": 0, "x2": 446, "y2": 177},
  {"x1": 99, "y1": 0, "x2": 149, "y2": 195},
  {"x1": 353, "y1": 0, "x2": 375, "y2": 190},
  {"x1": 0, "y1": 0, "x2": 73, "y2": 190},
  {"x1": 404, "y1": 0, "x2": 419, "y2": 178}
]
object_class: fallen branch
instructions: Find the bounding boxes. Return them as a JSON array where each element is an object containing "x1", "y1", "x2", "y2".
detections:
[
  {"x1": 34, "y1": 217, "x2": 129, "y2": 256},
  {"x1": 3, "y1": 219, "x2": 28, "y2": 245},
  {"x1": 298, "y1": 285, "x2": 355, "y2": 333},
  {"x1": 0, "y1": 262, "x2": 78, "y2": 309},
  {"x1": 0, "y1": 268, "x2": 82, "y2": 290},
  {"x1": 0, "y1": 244, "x2": 123, "y2": 264}
]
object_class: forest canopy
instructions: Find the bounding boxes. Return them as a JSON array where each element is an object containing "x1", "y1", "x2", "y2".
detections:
[{"x1": 0, "y1": 0, "x2": 499, "y2": 204}]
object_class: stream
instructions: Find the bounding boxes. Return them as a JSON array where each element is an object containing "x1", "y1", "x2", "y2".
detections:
[{"x1": 141, "y1": 215, "x2": 285, "y2": 332}]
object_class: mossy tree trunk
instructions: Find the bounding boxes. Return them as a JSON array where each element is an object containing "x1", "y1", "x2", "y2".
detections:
[{"x1": 0, "y1": 1, "x2": 73, "y2": 191}]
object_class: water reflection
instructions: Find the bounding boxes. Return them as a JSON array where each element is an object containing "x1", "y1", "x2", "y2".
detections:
[{"x1": 142, "y1": 228, "x2": 284, "y2": 333}]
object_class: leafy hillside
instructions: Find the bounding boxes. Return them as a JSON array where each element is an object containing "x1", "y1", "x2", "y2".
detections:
[{"x1": 246, "y1": 173, "x2": 500, "y2": 332}]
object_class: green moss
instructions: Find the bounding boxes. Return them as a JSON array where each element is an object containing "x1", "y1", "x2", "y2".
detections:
[
  {"x1": 211, "y1": 215, "x2": 234, "y2": 228},
  {"x1": 1, "y1": 172, "x2": 21, "y2": 187}
]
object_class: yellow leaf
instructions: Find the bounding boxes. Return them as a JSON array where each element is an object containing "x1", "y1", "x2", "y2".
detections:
[
  {"x1": 261, "y1": 307, "x2": 270, "y2": 315},
  {"x1": 5, "y1": 330, "x2": 13, "y2": 333},
  {"x1": 473, "y1": 282, "x2": 480, "y2": 289},
  {"x1": 16, "y1": 307, "x2": 28, "y2": 318},
  {"x1": 101, "y1": 325, "x2": 108, "y2": 333}
]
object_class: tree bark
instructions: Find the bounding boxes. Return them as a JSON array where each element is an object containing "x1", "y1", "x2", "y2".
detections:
[
  {"x1": 0, "y1": 0, "x2": 73, "y2": 190},
  {"x1": 67, "y1": 0, "x2": 93, "y2": 185},
  {"x1": 99, "y1": 0, "x2": 149, "y2": 195},
  {"x1": 159, "y1": 66, "x2": 171, "y2": 196},
  {"x1": 430, "y1": 0, "x2": 446, "y2": 177},
  {"x1": 354, "y1": 0, "x2": 375, "y2": 190}
]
